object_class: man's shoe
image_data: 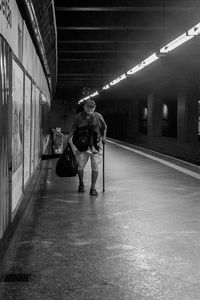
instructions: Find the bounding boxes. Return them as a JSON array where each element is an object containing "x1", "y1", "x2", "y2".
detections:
[
  {"x1": 90, "y1": 188, "x2": 98, "y2": 196},
  {"x1": 78, "y1": 185, "x2": 85, "y2": 193}
]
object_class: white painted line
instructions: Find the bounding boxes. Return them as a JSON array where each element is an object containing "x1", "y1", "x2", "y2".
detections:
[{"x1": 108, "y1": 140, "x2": 200, "y2": 180}]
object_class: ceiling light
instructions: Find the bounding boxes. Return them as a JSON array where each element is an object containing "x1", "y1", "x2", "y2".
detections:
[
  {"x1": 90, "y1": 91, "x2": 99, "y2": 97},
  {"x1": 83, "y1": 96, "x2": 90, "y2": 100},
  {"x1": 187, "y1": 22, "x2": 200, "y2": 36},
  {"x1": 141, "y1": 53, "x2": 159, "y2": 66},
  {"x1": 160, "y1": 33, "x2": 193, "y2": 53},
  {"x1": 127, "y1": 64, "x2": 144, "y2": 75},
  {"x1": 127, "y1": 53, "x2": 159, "y2": 76},
  {"x1": 78, "y1": 96, "x2": 90, "y2": 104},
  {"x1": 102, "y1": 84, "x2": 110, "y2": 90},
  {"x1": 110, "y1": 73, "x2": 127, "y2": 86}
]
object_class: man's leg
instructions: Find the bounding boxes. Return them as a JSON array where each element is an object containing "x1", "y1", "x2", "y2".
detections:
[
  {"x1": 77, "y1": 152, "x2": 89, "y2": 192},
  {"x1": 91, "y1": 171, "x2": 98, "y2": 190},
  {"x1": 90, "y1": 152, "x2": 102, "y2": 195},
  {"x1": 78, "y1": 170, "x2": 84, "y2": 187}
]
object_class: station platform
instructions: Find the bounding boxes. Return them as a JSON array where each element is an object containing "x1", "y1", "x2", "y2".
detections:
[{"x1": 1, "y1": 139, "x2": 200, "y2": 300}]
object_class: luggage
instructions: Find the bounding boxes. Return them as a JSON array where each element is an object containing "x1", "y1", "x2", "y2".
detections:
[
  {"x1": 55, "y1": 143, "x2": 78, "y2": 177},
  {"x1": 72, "y1": 126, "x2": 92, "y2": 152}
]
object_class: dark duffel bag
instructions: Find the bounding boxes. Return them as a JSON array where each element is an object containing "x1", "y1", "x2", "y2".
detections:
[{"x1": 56, "y1": 143, "x2": 78, "y2": 177}]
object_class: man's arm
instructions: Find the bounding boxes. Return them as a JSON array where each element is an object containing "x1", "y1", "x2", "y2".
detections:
[{"x1": 66, "y1": 131, "x2": 74, "y2": 143}]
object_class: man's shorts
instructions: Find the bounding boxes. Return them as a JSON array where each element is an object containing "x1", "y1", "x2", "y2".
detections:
[
  {"x1": 77, "y1": 149, "x2": 102, "y2": 171},
  {"x1": 70, "y1": 140, "x2": 103, "y2": 172}
]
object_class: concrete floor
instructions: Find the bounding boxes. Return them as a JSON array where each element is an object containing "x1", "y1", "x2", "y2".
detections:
[{"x1": 1, "y1": 140, "x2": 200, "y2": 300}]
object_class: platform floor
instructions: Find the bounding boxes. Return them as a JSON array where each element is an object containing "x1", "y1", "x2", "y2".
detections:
[{"x1": 1, "y1": 140, "x2": 200, "y2": 300}]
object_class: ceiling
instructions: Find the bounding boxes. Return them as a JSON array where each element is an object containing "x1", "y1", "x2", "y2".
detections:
[{"x1": 54, "y1": 0, "x2": 200, "y2": 102}]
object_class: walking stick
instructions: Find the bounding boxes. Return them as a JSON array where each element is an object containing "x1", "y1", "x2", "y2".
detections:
[{"x1": 103, "y1": 142, "x2": 105, "y2": 192}]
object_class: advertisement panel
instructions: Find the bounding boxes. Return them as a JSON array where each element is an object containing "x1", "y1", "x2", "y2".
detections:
[
  {"x1": 31, "y1": 84, "x2": 36, "y2": 174},
  {"x1": 0, "y1": 0, "x2": 19, "y2": 58},
  {"x1": 24, "y1": 75, "x2": 31, "y2": 185},
  {"x1": 12, "y1": 60, "x2": 24, "y2": 212},
  {"x1": 0, "y1": 37, "x2": 10, "y2": 237},
  {"x1": 34, "y1": 87, "x2": 40, "y2": 167}
]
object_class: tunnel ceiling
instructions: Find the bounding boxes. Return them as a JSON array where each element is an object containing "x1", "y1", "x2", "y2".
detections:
[{"x1": 54, "y1": 0, "x2": 200, "y2": 101}]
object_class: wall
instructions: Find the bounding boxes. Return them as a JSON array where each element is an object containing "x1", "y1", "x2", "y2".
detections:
[
  {"x1": 0, "y1": 0, "x2": 51, "y2": 239},
  {"x1": 49, "y1": 98, "x2": 76, "y2": 134},
  {"x1": 98, "y1": 42, "x2": 200, "y2": 165}
]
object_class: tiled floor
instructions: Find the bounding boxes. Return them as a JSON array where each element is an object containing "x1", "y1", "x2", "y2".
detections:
[{"x1": 1, "y1": 141, "x2": 200, "y2": 299}]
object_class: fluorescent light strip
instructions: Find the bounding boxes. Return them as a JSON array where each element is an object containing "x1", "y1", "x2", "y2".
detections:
[
  {"x1": 188, "y1": 22, "x2": 200, "y2": 36},
  {"x1": 128, "y1": 64, "x2": 144, "y2": 75},
  {"x1": 127, "y1": 64, "x2": 144, "y2": 75},
  {"x1": 103, "y1": 84, "x2": 110, "y2": 90},
  {"x1": 90, "y1": 91, "x2": 99, "y2": 97},
  {"x1": 110, "y1": 73, "x2": 127, "y2": 86},
  {"x1": 127, "y1": 52, "x2": 159, "y2": 75},
  {"x1": 83, "y1": 96, "x2": 90, "y2": 100},
  {"x1": 160, "y1": 33, "x2": 193, "y2": 53},
  {"x1": 78, "y1": 96, "x2": 90, "y2": 104},
  {"x1": 78, "y1": 92, "x2": 98, "y2": 104},
  {"x1": 142, "y1": 52, "x2": 159, "y2": 66}
]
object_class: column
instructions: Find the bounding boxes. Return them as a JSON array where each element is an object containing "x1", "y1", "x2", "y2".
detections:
[{"x1": 147, "y1": 94, "x2": 162, "y2": 137}]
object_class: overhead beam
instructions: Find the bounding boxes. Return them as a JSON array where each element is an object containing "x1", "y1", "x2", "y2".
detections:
[
  {"x1": 57, "y1": 82, "x2": 105, "y2": 85},
  {"x1": 57, "y1": 73, "x2": 113, "y2": 76},
  {"x1": 58, "y1": 77, "x2": 109, "y2": 80},
  {"x1": 57, "y1": 26, "x2": 168, "y2": 30},
  {"x1": 58, "y1": 50, "x2": 142, "y2": 53},
  {"x1": 58, "y1": 58, "x2": 135, "y2": 61},
  {"x1": 57, "y1": 84, "x2": 103, "y2": 86},
  {"x1": 57, "y1": 80, "x2": 105, "y2": 82},
  {"x1": 56, "y1": 86, "x2": 101, "y2": 89},
  {"x1": 55, "y1": 6, "x2": 198, "y2": 12},
  {"x1": 56, "y1": 85, "x2": 99, "y2": 87},
  {"x1": 58, "y1": 40, "x2": 153, "y2": 44}
]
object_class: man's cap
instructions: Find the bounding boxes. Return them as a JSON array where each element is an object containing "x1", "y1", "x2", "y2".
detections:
[{"x1": 84, "y1": 99, "x2": 96, "y2": 108}]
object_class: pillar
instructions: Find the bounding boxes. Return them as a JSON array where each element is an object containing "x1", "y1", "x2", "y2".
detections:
[{"x1": 147, "y1": 94, "x2": 162, "y2": 137}]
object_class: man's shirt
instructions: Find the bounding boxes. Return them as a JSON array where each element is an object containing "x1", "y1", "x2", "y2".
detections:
[{"x1": 72, "y1": 111, "x2": 107, "y2": 137}]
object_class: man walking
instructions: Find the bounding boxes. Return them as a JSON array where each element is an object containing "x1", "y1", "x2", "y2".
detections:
[{"x1": 67, "y1": 99, "x2": 107, "y2": 196}]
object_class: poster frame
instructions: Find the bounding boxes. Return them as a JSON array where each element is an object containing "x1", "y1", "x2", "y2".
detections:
[
  {"x1": 11, "y1": 58, "x2": 24, "y2": 214},
  {"x1": 23, "y1": 73, "x2": 32, "y2": 188}
]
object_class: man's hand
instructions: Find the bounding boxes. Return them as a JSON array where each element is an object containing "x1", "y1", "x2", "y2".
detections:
[
  {"x1": 66, "y1": 135, "x2": 71, "y2": 144},
  {"x1": 102, "y1": 137, "x2": 106, "y2": 144}
]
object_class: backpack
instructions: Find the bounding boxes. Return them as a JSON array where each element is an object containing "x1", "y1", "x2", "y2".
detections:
[
  {"x1": 72, "y1": 113, "x2": 100, "y2": 152},
  {"x1": 72, "y1": 126, "x2": 92, "y2": 152},
  {"x1": 56, "y1": 143, "x2": 78, "y2": 177}
]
